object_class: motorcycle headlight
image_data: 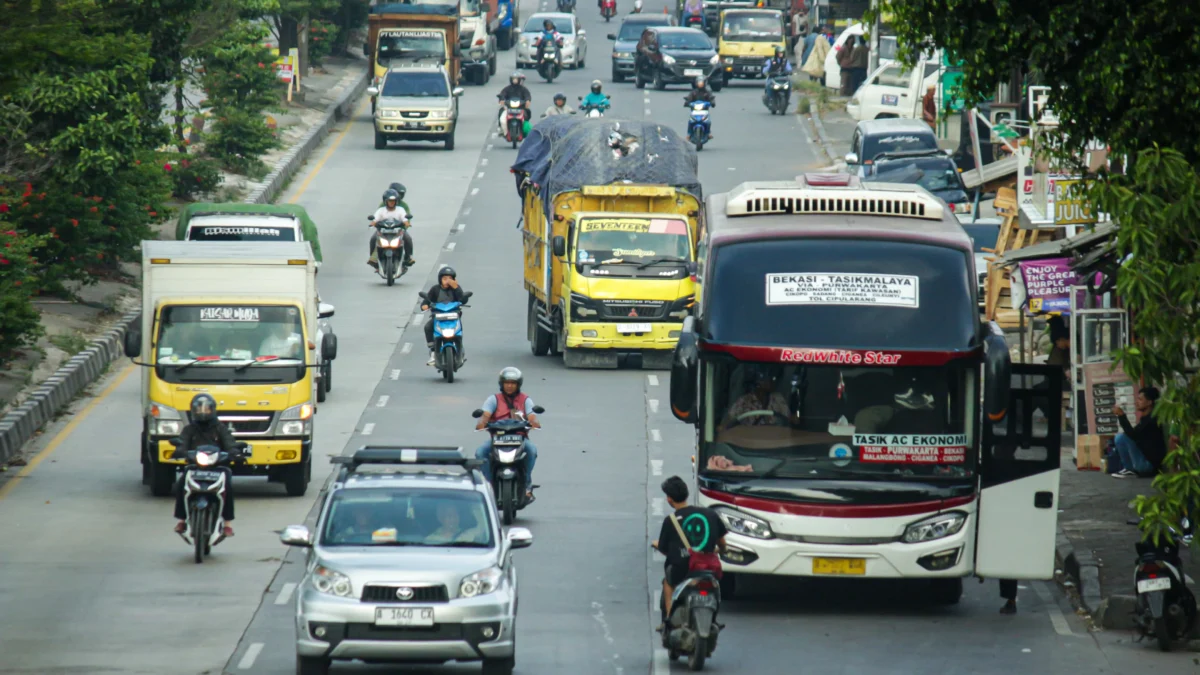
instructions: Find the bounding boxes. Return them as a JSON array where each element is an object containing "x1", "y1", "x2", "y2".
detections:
[
  {"x1": 902, "y1": 511, "x2": 967, "y2": 544},
  {"x1": 441, "y1": 328, "x2": 457, "y2": 338},
  {"x1": 151, "y1": 403, "x2": 183, "y2": 436},
  {"x1": 662, "y1": 54, "x2": 676, "y2": 65},
  {"x1": 385, "y1": 236, "x2": 403, "y2": 247},
  {"x1": 716, "y1": 507, "x2": 774, "y2": 540},
  {"x1": 312, "y1": 565, "x2": 354, "y2": 598},
  {"x1": 379, "y1": 109, "x2": 401, "y2": 118},
  {"x1": 195, "y1": 451, "x2": 218, "y2": 467},
  {"x1": 459, "y1": 566, "x2": 503, "y2": 598}
]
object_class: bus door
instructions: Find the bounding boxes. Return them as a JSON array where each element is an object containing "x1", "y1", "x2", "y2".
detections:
[{"x1": 975, "y1": 363, "x2": 1064, "y2": 580}]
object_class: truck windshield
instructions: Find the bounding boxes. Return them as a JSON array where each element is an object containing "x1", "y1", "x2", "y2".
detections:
[
  {"x1": 700, "y1": 360, "x2": 976, "y2": 479},
  {"x1": 154, "y1": 305, "x2": 306, "y2": 384},
  {"x1": 186, "y1": 224, "x2": 297, "y2": 242},
  {"x1": 574, "y1": 217, "x2": 690, "y2": 274},
  {"x1": 378, "y1": 33, "x2": 445, "y2": 61},
  {"x1": 460, "y1": 0, "x2": 481, "y2": 15},
  {"x1": 721, "y1": 14, "x2": 782, "y2": 41}
]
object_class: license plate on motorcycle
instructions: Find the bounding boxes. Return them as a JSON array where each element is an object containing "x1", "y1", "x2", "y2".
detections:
[
  {"x1": 812, "y1": 557, "x2": 866, "y2": 575},
  {"x1": 190, "y1": 470, "x2": 221, "y2": 481},
  {"x1": 496, "y1": 434, "x2": 524, "y2": 444},
  {"x1": 1138, "y1": 577, "x2": 1172, "y2": 592},
  {"x1": 375, "y1": 607, "x2": 435, "y2": 627},
  {"x1": 617, "y1": 323, "x2": 652, "y2": 334},
  {"x1": 684, "y1": 68, "x2": 703, "y2": 77}
]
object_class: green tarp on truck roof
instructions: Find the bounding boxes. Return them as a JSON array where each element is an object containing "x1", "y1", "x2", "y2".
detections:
[{"x1": 174, "y1": 203, "x2": 323, "y2": 262}]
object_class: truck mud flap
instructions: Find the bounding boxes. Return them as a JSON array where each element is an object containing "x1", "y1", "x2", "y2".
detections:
[
  {"x1": 563, "y1": 348, "x2": 618, "y2": 369},
  {"x1": 639, "y1": 351, "x2": 673, "y2": 371}
]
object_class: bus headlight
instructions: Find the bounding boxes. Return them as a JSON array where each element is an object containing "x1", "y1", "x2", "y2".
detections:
[
  {"x1": 716, "y1": 507, "x2": 774, "y2": 540},
  {"x1": 902, "y1": 511, "x2": 966, "y2": 544}
]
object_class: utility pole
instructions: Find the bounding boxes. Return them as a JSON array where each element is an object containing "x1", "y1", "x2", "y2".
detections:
[{"x1": 867, "y1": 0, "x2": 880, "y2": 74}]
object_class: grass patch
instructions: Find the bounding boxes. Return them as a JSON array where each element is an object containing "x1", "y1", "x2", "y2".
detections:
[
  {"x1": 49, "y1": 332, "x2": 90, "y2": 356},
  {"x1": 796, "y1": 97, "x2": 812, "y2": 114},
  {"x1": 793, "y1": 79, "x2": 834, "y2": 113}
]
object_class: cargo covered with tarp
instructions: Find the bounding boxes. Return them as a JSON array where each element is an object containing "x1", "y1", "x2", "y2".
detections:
[
  {"x1": 174, "y1": 203, "x2": 323, "y2": 262},
  {"x1": 510, "y1": 115, "x2": 588, "y2": 195}
]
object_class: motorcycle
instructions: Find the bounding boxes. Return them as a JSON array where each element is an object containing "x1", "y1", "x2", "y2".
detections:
[
  {"x1": 653, "y1": 545, "x2": 723, "y2": 671},
  {"x1": 419, "y1": 291, "x2": 472, "y2": 382},
  {"x1": 578, "y1": 96, "x2": 609, "y2": 118},
  {"x1": 1133, "y1": 517, "x2": 1197, "y2": 651},
  {"x1": 368, "y1": 215, "x2": 412, "y2": 286},
  {"x1": 682, "y1": 13, "x2": 703, "y2": 30},
  {"x1": 763, "y1": 74, "x2": 791, "y2": 115},
  {"x1": 471, "y1": 405, "x2": 545, "y2": 525},
  {"x1": 536, "y1": 38, "x2": 563, "y2": 83},
  {"x1": 502, "y1": 98, "x2": 527, "y2": 148},
  {"x1": 557, "y1": 0, "x2": 575, "y2": 11},
  {"x1": 686, "y1": 100, "x2": 711, "y2": 151},
  {"x1": 170, "y1": 439, "x2": 251, "y2": 564},
  {"x1": 601, "y1": 0, "x2": 615, "y2": 21}
]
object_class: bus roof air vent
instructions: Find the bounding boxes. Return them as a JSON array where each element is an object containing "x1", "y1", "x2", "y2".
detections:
[{"x1": 723, "y1": 178, "x2": 945, "y2": 220}]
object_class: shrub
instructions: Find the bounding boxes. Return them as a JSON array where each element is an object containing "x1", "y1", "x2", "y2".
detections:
[
  {"x1": 199, "y1": 22, "x2": 281, "y2": 176},
  {"x1": 309, "y1": 19, "x2": 340, "y2": 65},
  {"x1": 166, "y1": 154, "x2": 223, "y2": 201},
  {"x1": 0, "y1": 226, "x2": 48, "y2": 365}
]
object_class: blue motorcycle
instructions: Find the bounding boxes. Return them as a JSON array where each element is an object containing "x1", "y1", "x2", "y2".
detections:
[
  {"x1": 686, "y1": 100, "x2": 711, "y2": 151},
  {"x1": 419, "y1": 291, "x2": 472, "y2": 382}
]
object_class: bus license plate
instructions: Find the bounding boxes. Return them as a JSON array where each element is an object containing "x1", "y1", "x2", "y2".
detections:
[
  {"x1": 616, "y1": 323, "x2": 652, "y2": 334},
  {"x1": 375, "y1": 607, "x2": 435, "y2": 627},
  {"x1": 684, "y1": 68, "x2": 703, "y2": 77},
  {"x1": 812, "y1": 558, "x2": 866, "y2": 575},
  {"x1": 1138, "y1": 577, "x2": 1172, "y2": 593}
]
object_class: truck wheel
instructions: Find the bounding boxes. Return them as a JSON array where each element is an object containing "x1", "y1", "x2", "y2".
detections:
[
  {"x1": 323, "y1": 362, "x2": 332, "y2": 392},
  {"x1": 710, "y1": 76, "x2": 724, "y2": 92},
  {"x1": 374, "y1": 130, "x2": 386, "y2": 150},
  {"x1": 489, "y1": 53, "x2": 497, "y2": 75},
  {"x1": 528, "y1": 297, "x2": 551, "y2": 356},
  {"x1": 150, "y1": 458, "x2": 175, "y2": 497},
  {"x1": 284, "y1": 457, "x2": 311, "y2": 497},
  {"x1": 316, "y1": 368, "x2": 327, "y2": 402}
]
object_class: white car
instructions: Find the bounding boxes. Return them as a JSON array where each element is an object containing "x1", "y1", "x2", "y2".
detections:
[
  {"x1": 516, "y1": 13, "x2": 587, "y2": 69},
  {"x1": 823, "y1": 22, "x2": 896, "y2": 91}
]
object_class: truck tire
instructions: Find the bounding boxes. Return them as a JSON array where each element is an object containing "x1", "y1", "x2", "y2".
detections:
[
  {"x1": 150, "y1": 457, "x2": 175, "y2": 497},
  {"x1": 489, "y1": 53, "x2": 497, "y2": 75},
  {"x1": 528, "y1": 296, "x2": 551, "y2": 356},
  {"x1": 316, "y1": 368, "x2": 327, "y2": 402},
  {"x1": 284, "y1": 456, "x2": 311, "y2": 497},
  {"x1": 929, "y1": 578, "x2": 963, "y2": 605}
]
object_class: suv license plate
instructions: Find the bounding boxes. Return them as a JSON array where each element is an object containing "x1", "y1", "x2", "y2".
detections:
[
  {"x1": 375, "y1": 607, "x2": 435, "y2": 626},
  {"x1": 684, "y1": 68, "x2": 703, "y2": 77},
  {"x1": 1138, "y1": 577, "x2": 1172, "y2": 592},
  {"x1": 404, "y1": 122, "x2": 426, "y2": 129},
  {"x1": 616, "y1": 323, "x2": 652, "y2": 334}
]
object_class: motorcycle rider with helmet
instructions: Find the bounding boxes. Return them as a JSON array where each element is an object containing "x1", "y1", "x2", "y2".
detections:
[
  {"x1": 369, "y1": 189, "x2": 414, "y2": 269},
  {"x1": 630, "y1": 0, "x2": 643, "y2": 12},
  {"x1": 683, "y1": 76, "x2": 716, "y2": 139},
  {"x1": 420, "y1": 266, "x2": 470, "y2": 365},
  {"x1": 497, "y1": 72, "x2": 533, "y2": 133},
  {"x1": 761, "y1": 46, "x2": 793, "y2": 94},
  {"x1": 543, "y1": 92, "x2": 576, "y2": 117},
  {"x1": 172, "y1": 393, "x2": 239, "y2": 537},
  {"x1": 580, "y1": 80, "x2": 610, "y2": 113},
  {"x1": 474, "y1": 367, "x2": 541, "y2": 502}
]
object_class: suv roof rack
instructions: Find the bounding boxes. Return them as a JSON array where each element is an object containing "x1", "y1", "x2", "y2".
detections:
[{"x1": 332, "y1": 446, "x2": 483, "y2": 484}]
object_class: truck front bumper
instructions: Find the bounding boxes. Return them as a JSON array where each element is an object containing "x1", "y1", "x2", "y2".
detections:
[
  {"x1": 565, "y1": 321, "x2": 682, "y2": 350},
  {"x1": 154, "y1": 438, "x2": 311, "y2": 469}
]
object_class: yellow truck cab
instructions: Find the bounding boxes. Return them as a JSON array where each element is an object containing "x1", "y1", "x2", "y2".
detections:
[
  {"x1": 123, "y1": 241, "x2": 334, "y2": 498},
  {"x1": 513, "y1": 117, "x2": 703, "y2": 369},
  {"x1": 716, "y1": 8, "x2": 785, "y2": 85},
  {"x1": 366, "y1": 2, "x2": 461, "y2": 110}
]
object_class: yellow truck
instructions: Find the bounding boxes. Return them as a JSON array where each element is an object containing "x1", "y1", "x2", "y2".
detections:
[
  {"x1": 512, "y1": 117, "x2": 703, "y2": 369},
  {"x1": 123, "y1": 241, "x2": 335, "y2": 497},
  {"x1": 716, "y1": 8, "x2": 786, "y2": 85},
  {"x1": 366, "y1": 1, "x2": 461, "y2": 106}
]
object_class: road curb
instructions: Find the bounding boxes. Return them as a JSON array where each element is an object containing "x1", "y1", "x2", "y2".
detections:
[
  {"x1": 0, "y1": 311, "x2": 140, "y2": 467},
  {"x1": 1056, "y1": 526, "x2": 1122, "y2": 627},
  {"x1": 809, "y1": 106, "x2": 835, "y2": 164},
  {"x1": 244, "y1": 64, "x2": 371, "y2": 205}
]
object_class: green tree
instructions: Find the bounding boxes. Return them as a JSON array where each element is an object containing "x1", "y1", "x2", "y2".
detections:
[
  {"x1": 198, "y1": 20, "x2": 282, "y2": 176},
  {"x1": 879, "y1": 1, "x2": 1200, "y2": 544}
]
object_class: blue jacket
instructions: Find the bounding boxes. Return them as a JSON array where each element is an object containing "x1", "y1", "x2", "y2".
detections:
[{"x1": 581, "y1": 92, "x2": 610, "y2": 108}]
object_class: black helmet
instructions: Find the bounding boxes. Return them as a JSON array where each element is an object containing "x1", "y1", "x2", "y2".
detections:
[
  {"x1": 383, "y1": 189, "x2": 399, "y2": 204},
  {"x1": 510, "y1": 71, "x2": 524, "y2": 84},
  {"x1": 543, "y1": 19, "x2": 554, "y2": 29},
  {"x1": 498, "y1": 366, "x2": 523, "y2": 392},
  {"x1": 554, "y1": 92, "x2": 566, "y2": 103},
  {"x1": 438, "y1": 265, "x2": 457, "y2": 280},
  {"x1": 388, "y1": 182, "x2": 407, "y2": 201},
  {"x1": 590, "y1": 80, "x2": 602, "y2": 94},
  {"x1": 190, "y1": 393, "x2": 217, "y2": 425}
]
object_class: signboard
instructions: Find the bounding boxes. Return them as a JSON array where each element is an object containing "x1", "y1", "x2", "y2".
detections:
[
  {"x1": 1083, "y1": 361, "x2": 1136, "y2": 437},
  {"x1": 1015, "y1": 257, "x2": 1079, "y2": 314},
  {"x1": 940, "y1": 54, "x2": 965, "y2": 113},
  {"x1": 853, "y1": 434, "x2": 968, "y2": 464},
  {"x1": 765, "y1": 273, "x2": 919, "y2": 308},
  {"x1": 1054, "y1": 178, "x2": 1096, "y2": 226}
]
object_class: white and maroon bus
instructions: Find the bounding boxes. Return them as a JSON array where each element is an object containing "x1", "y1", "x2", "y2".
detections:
[{"x1": 669, "y1": 174, "x2": 1064, "y2": 603}]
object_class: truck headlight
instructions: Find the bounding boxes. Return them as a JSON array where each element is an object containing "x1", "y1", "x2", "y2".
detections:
[
  {"x1": 280, "y1": 403, "x2": 313, "y2": 436},
  {"x1": 668, "y1": 295, "x2": 695, "y2": 320},
  {"x1": 312, "y1": 565, "x2": 354, "y2": 598},
  {"x1": 151, "y1": 403, "x2": 183, "y2": 436},
  {"x1": 570, "y1": 292, "x2": 600, "y2": 319},
  {"x1": 722, "y1": 56, "x2": 734, "y2": 64},
  {"x1": 459, "y1": 566, "x2": 503, "y2": 597},
  {"x1": 716, "y1": 507, "x2": 774, "y2": 540},
  {"x1": 902, "y1": 511, "x2": 967, "y2": 544}
]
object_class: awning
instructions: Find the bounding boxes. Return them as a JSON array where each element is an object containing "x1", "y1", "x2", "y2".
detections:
[{"x1": 994, "y1": 221, "x2": 1117, "y2": 267}]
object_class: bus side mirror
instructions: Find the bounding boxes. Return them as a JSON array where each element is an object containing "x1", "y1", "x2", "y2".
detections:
[
  {"x1": 124, "y1": 327, "x2": 142, "y2": 359},
  {"x1": 982, "y1": 321, "x2": 1012, "y2": 422},
  {"x1": 552, "y1": 235, "x2": 566, "y2": 257},
  {"x1": 669, "y1": 316, "x2": 699, "y2": 424}
]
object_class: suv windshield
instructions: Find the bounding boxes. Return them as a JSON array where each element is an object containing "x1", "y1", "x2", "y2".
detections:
[
  {"x1": 619, "y1": 20, "x2": 665, "y2": 40},
  {"x1": 721, "y1": 13, "x2": 782, "y2": 41},
  {"x1": 378, "y1": 33, "x2": 445, "y2": 62},
  {"x1": 186, "y1": 224, "x2": 297, "y2": 242},
  {"x1": 862, "y1": 130, "x2": 939, "y2": 162},
  {"x1": 321, "y1": 488, "x2": 494, "y2": 547},
  {"x1": 575, "y1": 217, "x2": 690, "y2": 273},
  {"x1": 382, "y1": 71, "x2": 449, "y2": 97},
  {"x1": 525, "y1": 16, "x2": 573, "y2": 33},
  {"x1": 700, "y1": 360, "x2": 975, "y2": 479},
  {"x1": 660, "y1": 31, "x2": 712, "y2": 50},
  {"x1": 867, "y1": 157, "x2": 968, "y2": 201}
]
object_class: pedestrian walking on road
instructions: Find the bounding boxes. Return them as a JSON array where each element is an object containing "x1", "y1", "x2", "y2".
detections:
[
  {"x1": 847, "y1": 35, "x2": 870, "y2": 93},
  {"x1": 836, "y1": 35, "x2": 855, "y2": 95}
]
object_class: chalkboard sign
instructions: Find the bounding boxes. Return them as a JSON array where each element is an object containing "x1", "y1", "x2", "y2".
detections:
[{"x1": 1083, "y1": 362, "x2": 1135, "y2": 437}]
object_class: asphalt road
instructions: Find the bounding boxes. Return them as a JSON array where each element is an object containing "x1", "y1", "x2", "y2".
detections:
[{"x1": 0, "y1": 0, "x2": 1188, "y2": 674}]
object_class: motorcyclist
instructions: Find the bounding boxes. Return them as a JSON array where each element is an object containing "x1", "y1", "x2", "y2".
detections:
[
  {"x1": 630, "y1": 0, "x2": 642, "y2": 12},
  {"x1": 368, "y1": 189, "x2": 413, "y2": 269},
  {"x1": 683, "y1": 76, "x2": 715, "y2": 140},
  {"x1": 376, "y1": 184, "x2": 415, "y2": 267},
  {"x1": 652, "y1": 476, "x2": 728, "y2": 632},
  {"x1": 497, "y1": 72, "x2": 532, "y2": 132},
  {"x1": 580, "y1": 80, "x2": 610, "y2": 112},
  {"x1": 682, "y1": 0, "x2": 705, "y2": 29},
  {"x1": 762, "y1": 46, "x2": 793, "y2": 93},
  {"x1": 543, "y1": 92, "x2": 576, "y2": 117},
  {"x1": 420, "y1": 266, "x2": 469, "y2": 365},
  {"x1": 535, "y1": 19, "x2": 563, "y2": 56},
  {"x1": 474, "y1": 367, "x2": 541, "y2": 502},
  {"x1": 173, "y1": 393, "x2": 239, "y2": 537}
]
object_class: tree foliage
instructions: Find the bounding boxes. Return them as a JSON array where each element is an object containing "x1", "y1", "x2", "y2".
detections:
[
  {"x1": 198, "y1": 20, "x2": 282, "y2": 176},
  {"x1": 880, "y1": 0, "x2": 1200, "y2": 542}
]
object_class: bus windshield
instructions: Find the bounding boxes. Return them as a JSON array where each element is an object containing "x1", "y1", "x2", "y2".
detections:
[{"x1": 699, "y1": 359, "x2": 975, "y2": 480}]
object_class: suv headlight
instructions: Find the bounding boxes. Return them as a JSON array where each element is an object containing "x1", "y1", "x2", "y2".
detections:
[
  {"x1": 427, "y1": 110, "x2": 451, "y2": 120},
  {"x1": 312, "y1": 565, "x2": 354, "y2": 597},
  {"x1": 151, "y1": 403, "x2": 183, "y2": 436},
  {"x1": 902, "y1": 511, "x2": 967, "y2": 544},
  {"x1": 709, "y1": 54, "x2": 719, "y2": 65},
  {"x1": 459, "y1": 566, "x2": 503, "y2": 597},
  {"x1": 280, "y1": 403, "x2": 313, "y2": 436},
  {"x1": 716, "y1": 507, "x2": 774, "y2": 540},
  {"x1": 570, "y1": 291, "x2": 600, "y2": 320},
  {"x1": 662, "y1": 54, "x2": 676, "y2": 65},
  {"x1": 379, "y1": 109, "x2": 401, "y2": 118}
]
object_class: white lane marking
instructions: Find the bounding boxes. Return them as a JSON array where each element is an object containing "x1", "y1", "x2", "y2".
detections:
[
  {"x1": 275, "y1": 582, "x2": 297, "y2": 605},
  {"x1": 238, "y1": 643, "x2": 264, "y2": 670},
  {"x1": 401, "y1": 342, "x2": 412, "y2": 354},
  {"x1": 412, "y1": 312, "x2": 424, "y2": 325},
  {"x1": 390, "y1": 369, "x2": 401, "y2": 380},
  {"x1": 650, "y1": 429, "x2": 662, "y2": 443},
  {"x1": 463, "y1": 207, "x2": 472, "y2": 215},
  {"x1": 648, "y1": 399, "x2": 659, "y2": 413},
  {"x1": 457, "y1": 223, "x2": 466, "y2": 232},
  {"x1": 727, "y1": 167, "x2": 736, "y2": 171},
  {"x1": 645, "y1": 108, "x2": 652, "y2": 115},
  {"x1": 445, "y1": 242, "x2": 457, "y2": 251},
  {"x1": 481, "y1": 158, "x2": 489, "y2": 166},
  {"x1": 486, "y1": 143, "x2": 494, "y2": 151},
  {"x1": 492, "y1": 132, "x2": 499, "y2": 138},
  {"x1": 1030, "y1": 581, "x2": 1073, "y2": 636},
  {"x1": 647, "y1": 374, "x2": 659, "y2": 386},
  {"x1": 591, "y1": 601, "x2": 616, "y2": 644},
  {"x1": 477, "y1": 171, "x2": 485, "y2": 178},
  {"x1": 376, "y1": 395, "x2": 389, "y2": 407},
  {"x1": 651, "y1": 459, "x2": 663, "y2": 475},
  {"x1": 471, "y1": 187, "x2": 480, "y2": 196},
  {"x1": 651, "y1": 500, "x2": 664, "y2": 516},
  {"x1": 651, "y1": 590, "x2": 669, "y2": 674},
  {"x1": 1021, "y1": 648, "x2": 1032, "y2": 653},
  {"x1": 362, "y1": 423, "x2": 376, "y2": 436}
]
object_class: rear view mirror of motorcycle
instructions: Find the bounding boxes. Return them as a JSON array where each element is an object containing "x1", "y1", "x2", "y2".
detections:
[
  {"x1": 168, "y1": 438, "x2": 182, "y2": 447},
  {"x1": 367, "y1": 215, "x2": 375, "y2": 221},
  {"x1": 418, "y1": 291, "x2": 429, "y2": 300},
  {"x1": 462, "y1": 291, "x2": 474, "y2": 302},
  {"x1": 532, "y1": 405, "x2": 545, "y2": 414},
  {"x1": 472, "y1": 409, "x2": 485, "y2": 418}
]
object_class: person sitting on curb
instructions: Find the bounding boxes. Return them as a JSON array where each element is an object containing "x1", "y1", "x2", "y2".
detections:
[{"x1": 1109, "y1": 386, "x2": 1167, "y2": 478}]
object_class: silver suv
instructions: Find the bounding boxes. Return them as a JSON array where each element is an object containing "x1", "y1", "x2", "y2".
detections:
[{"x1": 281, "y1": 447, "x2": 533, "y2": 675}]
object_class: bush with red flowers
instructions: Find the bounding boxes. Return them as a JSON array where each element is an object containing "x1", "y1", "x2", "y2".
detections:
[
  {"x1": 166, "y1": 153, "x2": 222, "y2": 201},
  {"x1": 0, "y1": 223, "x2": 49, "y2": 365},
  {"x1": 309, "y1": 19, "x2": 340, "y2": 64}
]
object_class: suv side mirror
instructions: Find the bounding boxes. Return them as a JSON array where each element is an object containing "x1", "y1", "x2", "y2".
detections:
[
  {"x1": 124, "y1": 327, "x2": 141, "y2": 359},
  {"x1": 506, "y1": 527, "x2": 534, "y2": 549},
  {"x1": 552, "y1": 235, "x2": 566, "y2": 257},
  {"x1": 367, "y1": 86, "x2": 380, "y2": 97},
  {"x1": 844, "y1": 152, "x2": 859, "y2": 164},
  {"x1": 452, "y1": 87, "x2": 465, "y2": 97},
  {"x1": 318, "y1": 302, "x2": 335, "y2": 319},
  {"x1": 280, "y1": 524, "x2": 313, "y2": 547}
]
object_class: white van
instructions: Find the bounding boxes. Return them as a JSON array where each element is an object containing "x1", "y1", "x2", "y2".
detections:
[
  {"x1": 846, "y1": 55, "x2": 941, "y2": 121},
  {"x1": 822, "y1": 22, "x2": 896, "y2": 91}
]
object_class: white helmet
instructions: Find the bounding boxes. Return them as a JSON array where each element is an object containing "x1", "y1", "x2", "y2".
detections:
[{"x1": 633, "y1": 0, "x2": 643, "y2": 10}]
